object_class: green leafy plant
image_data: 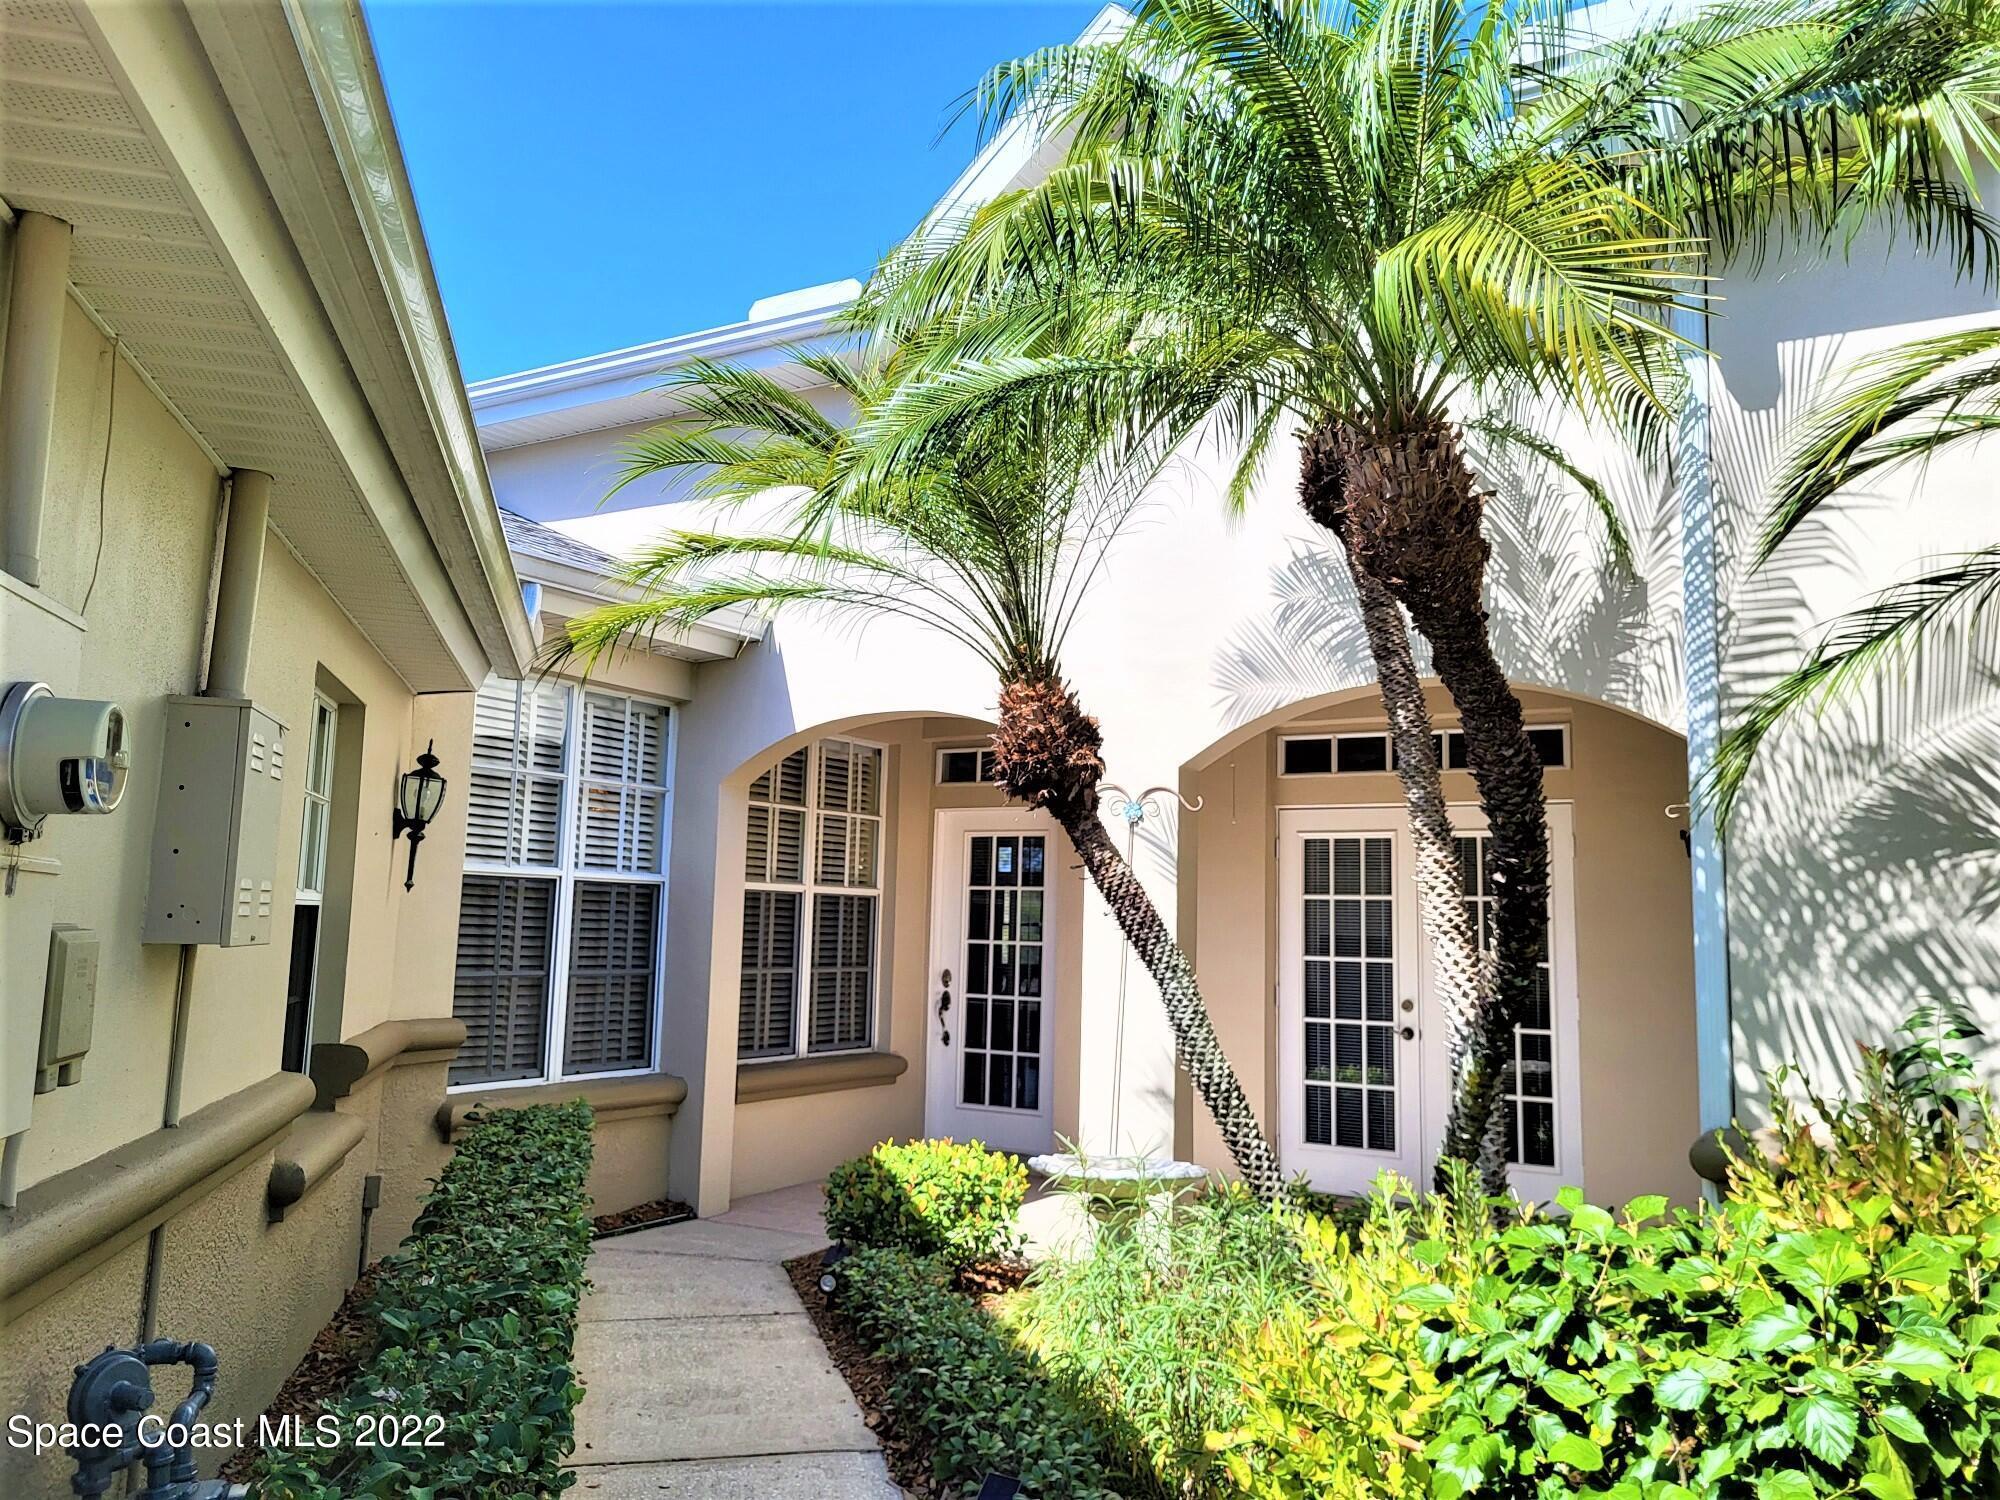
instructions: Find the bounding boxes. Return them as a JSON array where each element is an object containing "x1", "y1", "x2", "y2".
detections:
[
  {"x1": 838, "y1": 1246, "x2": 1131, "y2": 1499},
  {"x1": 1731, "y1": 1005, "x2": 1999, "y2": 1239},
  {"x1": 1217, "y1": 1061, "x2": 2000, "y2": 1500},
  {"x1": 824, "y1": 1137, "x2": 1027, "y2": 1263},
  {"x1": 1009, "y1": 1184, "x2": 1311, "y2": 1496},
  {"x1": 250, "y1": 1101, "x2": 595, "y2": 1499}
]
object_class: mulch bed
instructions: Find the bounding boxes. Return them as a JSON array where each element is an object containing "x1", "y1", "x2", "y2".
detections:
[
  {"x1": 783, "y1": 1250, "x2": 1031, "y2": 1500},
  {"x1": 591, "y1": 1196, "x2": 694, "y2": 1237},
  {"x1": 217, "y1": 1264, "x2": 383, "y2": 1483}
]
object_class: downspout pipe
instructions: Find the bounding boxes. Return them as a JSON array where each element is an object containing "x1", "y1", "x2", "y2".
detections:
[
  {"x1": 1, "y1": 212, "x2": 74, "y2": 589},
  {"x1": 161, "y1": 468, "x2": 270, "y2": 1134},
  {"x1": 205, "y1": 468, "x2": 272, "y2": 700},
  {"x1": 1673, "y1": 300, "x2": 1737, "y2": 1149}
]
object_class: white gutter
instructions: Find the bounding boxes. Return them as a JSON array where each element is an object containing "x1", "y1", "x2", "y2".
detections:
[
  {"x1": 0, "y1": 212, "x2": 73, "y2": 589},
  {"x1": 467, "y1": 298, "x2": 856, "y2": 449},
  {"x1": 273, "y1": 0, "x2": 535, "y2": 680}
]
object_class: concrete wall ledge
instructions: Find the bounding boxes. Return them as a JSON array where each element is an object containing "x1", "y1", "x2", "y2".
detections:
[
  {"x1": 435, "y1": 1073, "x2": 688, "y2": 1142},
  {"x1": 1, "y1": 1072, "x2": 316, "y2": 1319},
  {"x1": 310, "y1": 1016, "x2": 467, "y2": 1108},
  {"x1": 267, "y1": 1110, "x2": 370, "y2": 1222},
  {"x1": 737, "y1": 1051, "x2": 909, "y2": 1104}
]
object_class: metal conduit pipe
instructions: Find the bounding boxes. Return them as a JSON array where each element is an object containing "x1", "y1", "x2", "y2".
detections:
[
  {"x1": 204, "y1": 469, "x2": 272, "y2": 700},
  {"x1": 1, "y1": 211, "x2": 74, "y2": 589}
]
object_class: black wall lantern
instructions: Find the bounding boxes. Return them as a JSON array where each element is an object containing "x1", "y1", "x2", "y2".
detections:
[{"x1": 392, "y1": 740, "x2": 447, "y2": 891}]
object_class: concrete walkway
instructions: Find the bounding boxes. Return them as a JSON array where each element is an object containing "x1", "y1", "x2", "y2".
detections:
[{"x1": 567, "y1": 1184, "x2": 901, "y2": 1498}]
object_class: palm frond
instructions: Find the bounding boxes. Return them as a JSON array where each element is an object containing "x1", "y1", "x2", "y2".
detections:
[
  {"x1": 1765, "y1": 324, "x2": 2000, "y2": 563},
  {"x1": 1708, "y1": 549, "x2": 2000, "y2": 821}
]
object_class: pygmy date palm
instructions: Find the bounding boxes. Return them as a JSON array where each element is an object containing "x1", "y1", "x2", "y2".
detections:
[
  {"x1": 545, "y1": 346, "x2": 1287, "y2": 1196},
  {"x1": 860, "y1": 0, "x2": 1707, "y2": 1193},
  {"x1": 860, "y1": 0, "x2": 2000, "y2": 1194}
]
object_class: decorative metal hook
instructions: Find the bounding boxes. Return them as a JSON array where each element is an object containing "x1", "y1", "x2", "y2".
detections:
[{"x1": 1098, "y1": 783, "x2": 1204, "y2": 828}]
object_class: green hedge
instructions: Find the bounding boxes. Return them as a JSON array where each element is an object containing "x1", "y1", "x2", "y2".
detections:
[
  {"x1": 1215, "y1": 1021, "x2": 2000, "y2": 1499},
  {"x1": 824, "y1": 1137, "x2": 1026, "y2": 1263},
  {"x1": 251, "y1": 1100, "x2": 595, "y2": 1499},
  {"x1": 838, "y1": 1246, "x2": 1129, "y2": 1499}
]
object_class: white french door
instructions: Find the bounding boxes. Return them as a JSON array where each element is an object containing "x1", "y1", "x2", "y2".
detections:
[
  {"x1": 1278, "y1": 804, "x2": 1582, "y2": 1199},
  {"x1": 1276, "y1": 810, "x2": 1426, "y2": 1193},
  {"x1": 925, "y1": 809, "x2": 1060, "y2": 1156}
]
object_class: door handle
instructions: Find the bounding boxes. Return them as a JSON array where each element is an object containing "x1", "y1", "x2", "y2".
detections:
[
  {"x1": 1399, "y1": 1025, "x2": 1416, "y2": 1042},
  {"x1": 937, "y1": 969, "x2": 953, "y2": 1046}
]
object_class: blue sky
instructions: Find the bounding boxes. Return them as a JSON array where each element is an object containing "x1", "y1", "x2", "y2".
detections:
[{"x1": 367, "y1": 2, "x2": 1103, "y2": 382}]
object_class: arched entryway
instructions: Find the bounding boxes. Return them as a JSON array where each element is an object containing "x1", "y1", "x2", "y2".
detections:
[
  {"x1": 1177, "y1": 682, "x2": 1702, "y2": 1205},
  {"x1": 702, "y1": 710, "x2": 1084, "y2": 1203}
]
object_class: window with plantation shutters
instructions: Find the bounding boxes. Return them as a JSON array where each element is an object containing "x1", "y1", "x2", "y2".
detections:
[
  {"x1": 452, "y1": 675, "x2": 673, "y2": 1090},
  {"x1": 739, "y1": 738, "x2": 884, "y2": 1061},
  {"x1": 563, "y1": 882, "x2": 659, "y2": 1074},
  {"x1": 451, "y1": 875, "x2": 556, "y2": 1084},
  {"x1": 468, "y1": 678, "x2": 568, "y2": 866},
  {"x1": 577, "y1": 692, "x2": 668, "y2": 873}
]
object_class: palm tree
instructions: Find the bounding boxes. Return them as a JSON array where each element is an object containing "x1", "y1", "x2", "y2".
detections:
[
  {"x1": 1711, "y1": 326, "x2": 2000, "y2": 817},
  {"x1": 856, "y1": 0, "x2": 1706, "y2": 1192},
  {"x1": 545, "y1": 344, "x2": 1288, "y2": 1196},
  {"x1": 856, "y1": 0, "x2": 2000, "y2": 1193}
]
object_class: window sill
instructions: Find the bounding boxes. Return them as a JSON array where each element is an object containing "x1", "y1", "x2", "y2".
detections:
[
  {"x1": 434, "y1": 1072, "x2": 688, "y2": 1142},
  {"x1": 736, "y1": 1051, "x2": 909, "y2": 1104}
]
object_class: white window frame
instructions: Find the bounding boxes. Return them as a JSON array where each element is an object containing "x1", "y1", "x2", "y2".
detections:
[
  {"x1": 286, "y1": 692, "x2": 338, "y2": 1071},
  {"x1": 741, "y1": 736, "x2": 887, "y2": 1064},
  {"x1": 936, "y1": 745, "x2": 997, "y2": 785},
  {"x1": 1278, "y1": 724, "x2": 1570, "y2": 776},
  {"x1": 450, "y1": 680, "x2": 676, "y2": 1093}
]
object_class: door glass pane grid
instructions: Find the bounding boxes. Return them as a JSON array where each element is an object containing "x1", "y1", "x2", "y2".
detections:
[
  {"x1": 1303, "y1": 835, "x2": 1397, "y2": 1152},
  {"x1": 959, "y1": 834, "x2": 1046, "y2": 1113},
  {"x1": 1457, "y1": 834, "x2": 1556, "y2": 1168}
]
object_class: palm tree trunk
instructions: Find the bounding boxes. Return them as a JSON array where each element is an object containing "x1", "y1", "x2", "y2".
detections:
[
  {"x1": 1339, "y1": 553, "x2": 1492, "y2": 1185},
  {"x1": 991, "y1": 675, "x2": 1285, "y2": 1198},
  {"x1": 1316, "y1": 418, "x2": 1551, "y2": 1198}
]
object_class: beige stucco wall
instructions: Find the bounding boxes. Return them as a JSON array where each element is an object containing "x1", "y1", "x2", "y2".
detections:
[
  {"x1": 1180, "y1": 688, "x2": 1699, "y2": 1202},
  {"x1": 2, "y1": 289, "x2": 481, "y2": 1477}
]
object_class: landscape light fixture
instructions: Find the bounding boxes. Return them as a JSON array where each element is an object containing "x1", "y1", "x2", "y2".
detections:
[
  {"x1": 392, "y1": 740, "x2": 448, "y2": 891},
  {"x1": 818, "y1": 1242, "x2": 850, "y2": 1297},
  {"x1": 976, "y1": 1475, "x2": 1023, "y2": 1499}
]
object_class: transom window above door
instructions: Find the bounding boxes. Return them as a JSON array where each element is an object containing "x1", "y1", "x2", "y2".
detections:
[
  {"x1": 1280, "y1": 725, "x2": 1568, "y2": 776},
  {"x1": 739, "y1": 738, "x2": 886, "y2": 1062},
  {"x1": 451, "y1": 676, "x2": 672, "y2": 1088}
]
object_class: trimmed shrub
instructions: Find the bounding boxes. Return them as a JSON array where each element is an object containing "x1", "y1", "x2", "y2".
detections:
[
  {"x1": 250, "y1": 1100, "x2": 595, "y2": 1499},
  {"x1": 838, "y1": 1246, "x2": 1129, "y2": 1498},
  {"x1": 824, "y1": 1137, "x2": 1026, "y2": 1262}
]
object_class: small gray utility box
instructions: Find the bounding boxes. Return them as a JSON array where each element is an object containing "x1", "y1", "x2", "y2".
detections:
[{"x1": 144, "y1": 697, "x2": 287, "y2": 947}]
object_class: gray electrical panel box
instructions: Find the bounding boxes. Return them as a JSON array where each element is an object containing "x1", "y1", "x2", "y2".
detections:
[
  {"x1": 38, "y1": 924, "x2": 98, "y2": 1091},
  {"x1": 143, "y1": 697, "x2": 287, "y2": 947}
]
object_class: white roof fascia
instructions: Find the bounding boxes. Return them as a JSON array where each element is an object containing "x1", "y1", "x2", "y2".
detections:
[
  {"x1": 469, "y1": 298, "x2": 856, "y2": 450},
  {"x1": 71, "y1": 0, "x2": 488, "y2": 691},
  {"x1": 187, "y1": 0, "x2": 536, "y2": 682}
]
